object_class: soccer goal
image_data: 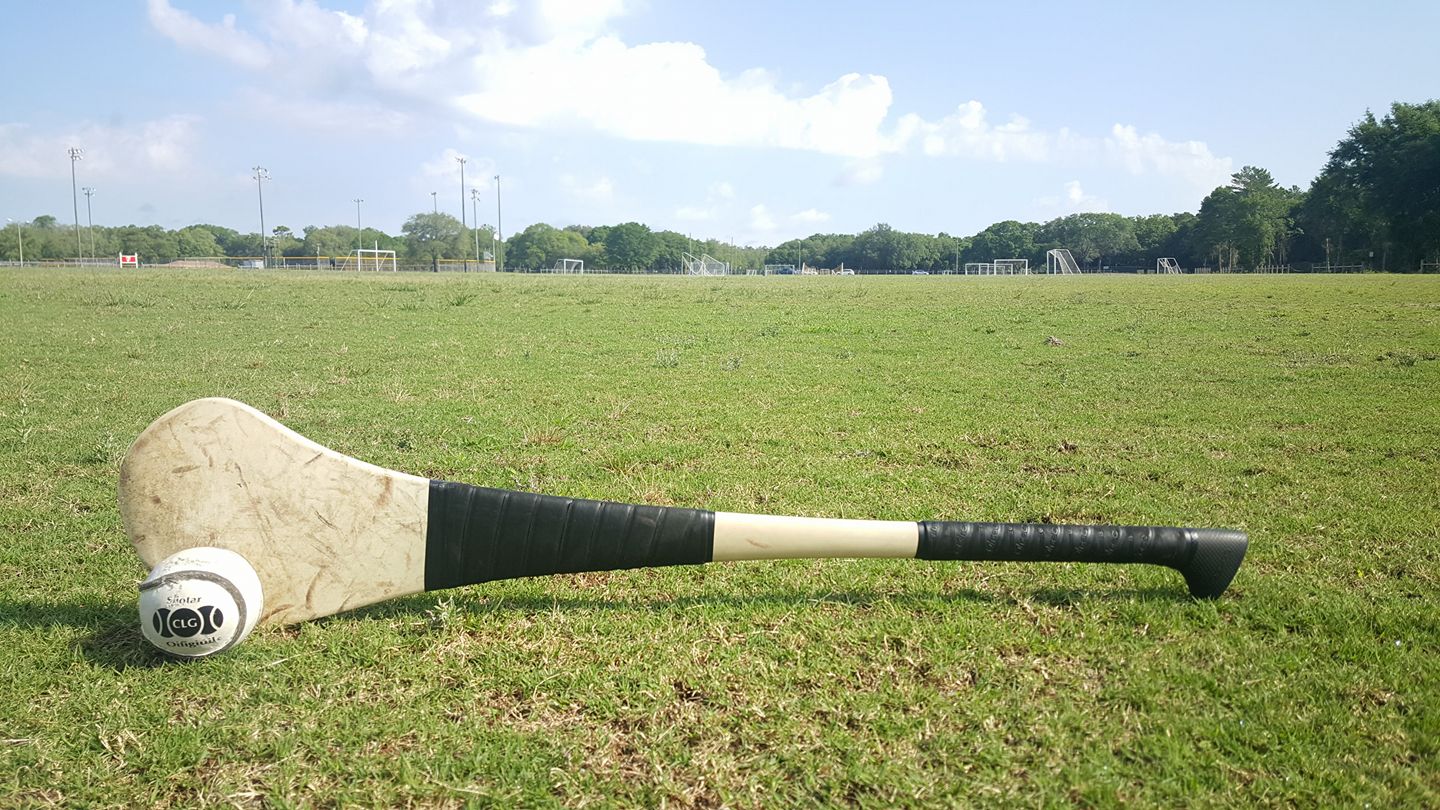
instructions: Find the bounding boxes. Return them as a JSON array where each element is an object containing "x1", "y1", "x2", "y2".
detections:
[
  {"x1": 963, "y1": 262, "x2": 995, "y2": 275},
  {"x1": 347, "y1": 248, "x2": 397, "y2": 272},
  {"x1": 683, "y1": 252, "x2": 729, "y2": 276},
  {"x1": 761, "y1": 264, "x2": 795, "y2": 276},
  {"x1": 1157, "y1": 257, "x2": 1182, "y2": 274},
  {"x1": 994, "y1": 258, "x2": 1029, "y2": 275},
  {"x1": 1045, "y1": 249, "x2": 1081, "y2": 275},
  {"x1": 551, "y1": 258, "x2": 585, "y2": 274}
]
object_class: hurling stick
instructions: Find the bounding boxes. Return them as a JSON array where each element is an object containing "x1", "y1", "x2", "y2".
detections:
[{"x1": 119, "y1": 398, "x2": 1248, "y2": 626}]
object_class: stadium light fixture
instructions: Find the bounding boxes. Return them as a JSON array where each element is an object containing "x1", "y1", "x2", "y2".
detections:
[
  {"x1": 252, "y1": 166, "x2": 270, "y2": 265},
  {"x1": 353, "y1": 198, "x2": 364, "y2": 257},
  {"x1": 456, "y1": 156, "x2": 467, "y2": 271},
  {"x1": 494, "y1": 174, "x2": 503, "y2": 273},
  {"x1": 469, "y1": 188, "x2": 481, "y2": 264},
  {"x1": 67, "y1": 147, "x2": 84, "y2": 260},
  {"x1": 82, "y1": 187, "x2": 96, "y2": 260}
]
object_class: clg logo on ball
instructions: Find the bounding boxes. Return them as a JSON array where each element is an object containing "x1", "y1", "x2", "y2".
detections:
[{"x1": 151, "y1": 605, "x2": 225, "y2": 638}]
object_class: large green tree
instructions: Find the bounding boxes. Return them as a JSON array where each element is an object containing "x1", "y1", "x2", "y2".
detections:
[
  {"x1": 1314, "y1": 100, "x2": 1440, "y2": 270},
  {"x1": 1038, "y1": 213, "x2": 1140, "y2": 270},
  {"x1": 850, "y1": 223, "x2": 942, "y2": 270},
  {"x1": 401, "y1": 213, "x2": 467, "y2": 263},
  {"x1": 508, "y1": 223, "x2": 591, "y2": 270},
  {"x1": 1130, "y1": 214, "x2": 1179, "y2": 264},
  {"x1": 965, "y1": 220, "x2": 1039, "y2": 267},
  {"x1": 1195, "y1": 166, "x2": 1300, "y2": 271},
  {"x1": 602, "y1": 222, "x2": 660, "y2": 272}
]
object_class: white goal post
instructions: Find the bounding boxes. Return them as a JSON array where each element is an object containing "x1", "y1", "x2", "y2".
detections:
[
  {"x1": 993, "y1": 258, "x2": 1029, "y2": 275},
  {"x1": 683, "y1": 252, "x2": 729, "y2": 276},
  {"x1": 346, "y1": 248, "x2": 397, "y2": 272},
  {"x1": 1045, "y1": 249, "x2": 1081, "y2": 275},
  {"x1": 1157, "y1": 257, "x2": 1182, "y2": 274},
  {"x1": 551, "y1": 258, "x2": 585, "y2": 274}
]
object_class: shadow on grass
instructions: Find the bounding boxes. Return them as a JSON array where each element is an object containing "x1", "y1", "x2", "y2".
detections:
[
  {"x1": 0, "y1": 599, "x2": 169, "y2": 671},
  {"x1": 339, "y1": 583, "x2": 1194, "y2": 625},
  {"x1": 3, "y1": 583, "x2": 1191, "y2": 670},
  {"x1": 1028, "y1": 587, "x2": 1195, "y2": 607},
  {"x1": 338, "y1": 587, "x2": 1001, "y2": 624}
]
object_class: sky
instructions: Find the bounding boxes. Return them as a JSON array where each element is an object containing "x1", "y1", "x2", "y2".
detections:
[{"x1": 1, "y1": 0, "x2": 1436, "y2": 248}]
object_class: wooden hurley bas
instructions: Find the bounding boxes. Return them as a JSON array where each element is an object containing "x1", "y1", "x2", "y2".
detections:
[{"x1": 120, "y1": 399, "x2": 1249, "y2": 626}]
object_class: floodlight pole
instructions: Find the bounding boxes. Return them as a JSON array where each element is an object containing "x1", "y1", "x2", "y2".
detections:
[
  {"x1": 68, "y1": 147, "x2": 84, "y2": 260},
  {"x1": 456, "y1": 156, "x2": 467, "y2": 271},
  {"x1": 431, "y1": 191, "x2": 437, "y2": 213},
  {"x1": 494, "y1": 174, "x2": 503, "y2": 273},
  {"x1": 6, "y1": 219, "x2": 23, "y2": 267},
  {"x1": 82, "y1": 187, "x2": 96, "y2": 260},
  {"x1": 470, "y1": 188, "x2": 481, "y2": 265},
  {"x1": 353, "y1": 198, "x2": 363, "y2": 261},
  {"x1": 252, "y1": 166, "x2": 270, "y2": 265}
]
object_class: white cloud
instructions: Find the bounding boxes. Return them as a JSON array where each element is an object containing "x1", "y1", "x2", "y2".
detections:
[
  {"x1": 710, "y1": 180, "x2": 735, "y2": 199},
  {"x1": 892, "y1": 101, "x2": 1050, "y2": 162},
  {"x1": 748, "y1": 204, "x2": 776, "y2": 231},
  {"x1": 146, "y1": 0, "x2": 271, "y2": 70},
  {"x1": 234, "y1": 89, "x2": 411, "y2": 135},
  {"x1": 1103, "y1": 124, "x2": 1232, "y2": 188},
  {"x1": 675, "y1": 205, "x2": 715, "y2": 221},
  {"x1": 420, "y1": 148, "x2": 495, "y2": 183},
  {"x1": 1037, "y1": 180, "x2": 1109, "y2": 213},
  {"x1": 560, "y1": 173, "x2": 615, "y2": 203},
  {"x1": 147, "y1": 1, "x2": 1232, "y2": 184},
  {"x1": 0, "y1": 116, "x2": 200, "y2": 178},
  {"x1": 791, "y1": 208, "x2": 831, "y2": 224},
  {"x1": 836, "y1": 159, "x2": 884, "y2": 186}
]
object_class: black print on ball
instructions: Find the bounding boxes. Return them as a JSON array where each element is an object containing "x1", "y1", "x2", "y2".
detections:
[{"x1": 152, "y1": 605, "x2": 225, "y2": 638}]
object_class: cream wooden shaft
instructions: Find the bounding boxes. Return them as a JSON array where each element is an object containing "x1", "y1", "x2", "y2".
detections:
[{"x1": 712, "y1": 512, "x2": 919, "y2": 561}]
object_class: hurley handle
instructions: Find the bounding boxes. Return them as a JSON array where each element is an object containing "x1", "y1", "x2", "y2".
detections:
[
  {"x1": 424, "y1": 480, "x2": 1248, "y2": 599},
  {"x1": 917, "y1": 522, "x2": 1248, "y2": 598}
]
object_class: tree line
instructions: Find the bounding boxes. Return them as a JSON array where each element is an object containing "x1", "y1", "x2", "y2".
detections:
[{"x1": 2, "y1": 100, "x2": 1435, "y2": 272}]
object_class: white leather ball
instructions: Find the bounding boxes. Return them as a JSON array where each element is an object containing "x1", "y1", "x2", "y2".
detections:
[{"x1": 138, "y1": 547, "x2": 263, "y2": 658}]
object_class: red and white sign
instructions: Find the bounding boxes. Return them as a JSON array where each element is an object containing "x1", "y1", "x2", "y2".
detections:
[{"x1": 120, "y1": 254, "x2": 139, "y2": 268}]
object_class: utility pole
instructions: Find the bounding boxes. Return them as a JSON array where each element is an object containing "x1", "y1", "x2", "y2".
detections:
[
  {"x1": 252, "y1": 166, "x2": 270, "y2": 266},
  {"x1": 431, "y1": 191, "x2": 437, "y2": 213},
  {"x1": 456, "y1": 156, "x2": 467, "y2": 271},
  {"x1": 353, "y1": 198, "x2": 364, "y2": 264},
  {"x1": 82, "y1": 187, "x2": 96, "y2": 260},
  {"x1": 68, "y1": 147, "x2": 84, "y2": 260},
  {"x1": 470, "y1": 188, "x2": 481, "y2": 266},
  {"x1": 494, "y1": 174, "x2": 503, "y2": 273}
]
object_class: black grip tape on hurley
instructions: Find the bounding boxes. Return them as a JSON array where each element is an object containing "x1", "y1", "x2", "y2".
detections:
[
  {"x1": 917, "y1": 521, "x2": 1248, "y2": 599},
  {"x1": 424, "y1": 480, "x2": 715, "y2": 591}
]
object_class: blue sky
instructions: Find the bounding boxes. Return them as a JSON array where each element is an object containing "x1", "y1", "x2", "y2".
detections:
[{"x1": 1, "y1": 1, "x2": 1436, "y2": 247}]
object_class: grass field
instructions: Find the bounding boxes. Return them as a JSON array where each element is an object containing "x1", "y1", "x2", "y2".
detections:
[{"x1": 1, "y1": 268, "x2": 1436, "y2": 807}]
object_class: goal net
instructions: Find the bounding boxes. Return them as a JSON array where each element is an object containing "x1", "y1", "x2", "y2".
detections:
[
  {"x1": 761, "y1": 264, "x2": 795, "y2": 276},
  {"x1": 551, "y1": 258, "x2": 585, "y2": 274},
  {"x1": 1157, "y1": 257, "x2": 1181, "y2": 274},
  {"x1": 963, "y1": 262, "x2": 995, "y2": 275},
  {"x1": 682, "y1": 252, "x2": 729, "y2": 276},
  {"x1": 1045, "y1": 249, "x2": 1081, "y2": 275},
  {"x1": 344, "y1": 248, "x2": 397, "y2": 272},
  {"x1": 994, "y1": 258, "x2": 1029, "y2": 275}
]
